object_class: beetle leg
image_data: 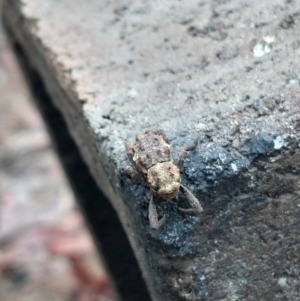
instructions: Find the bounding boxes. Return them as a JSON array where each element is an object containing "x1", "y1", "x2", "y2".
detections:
[
  {"x1": 178, "y1": 185, "x2": 203, "y2": 214},
  {"x1": 177, "y1": 150, "x2": 187, "y2": 170},
  {"x1": 149, "y1": 194, "x2": 166, "y2": 229}
]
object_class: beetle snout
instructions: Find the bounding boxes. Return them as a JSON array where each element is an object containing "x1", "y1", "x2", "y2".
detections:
[{"x1": 157, "y1": 182, "x2": 180, "y2": 199}]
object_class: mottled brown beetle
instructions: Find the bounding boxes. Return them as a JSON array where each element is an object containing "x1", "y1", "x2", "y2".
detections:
[{"x1": 125, "y1": 130, "x2": 203, "y2": 229}]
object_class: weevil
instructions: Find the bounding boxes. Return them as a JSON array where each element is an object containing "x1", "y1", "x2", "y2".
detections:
[{"x1": 125, "y1": 130, "x2": 203, "y2": 229}]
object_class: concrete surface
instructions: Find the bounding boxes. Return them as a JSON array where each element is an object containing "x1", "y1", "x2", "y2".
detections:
[{"x1": 3, "y1": 0, "x2": 300, "y2": 300}]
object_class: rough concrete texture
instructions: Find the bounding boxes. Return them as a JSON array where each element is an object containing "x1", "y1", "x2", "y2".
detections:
[{"x1": 3, "y1": 0, "x2": 300, "y2": 300}]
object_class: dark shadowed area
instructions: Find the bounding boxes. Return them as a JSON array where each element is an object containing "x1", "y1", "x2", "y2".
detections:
[{"x1": 0, "y1": 29, "x2": 115, "y2": 301}]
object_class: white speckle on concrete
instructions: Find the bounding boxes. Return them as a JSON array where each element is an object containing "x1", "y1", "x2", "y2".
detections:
[
  {"x1": 231, "y1": 163, "x2": 238, "y2": 172},
  {"x1": 219, "y1": 152, "x2": 227, "y2": 163},
  {"x1": 278, "y1": 277, "x2": 287, "y2": 287},
  {"x1": 194, "y1": 123, "x2": 208, "y2": 131},
  {"x1": 286, "y1": 78, "x2": 299, "y2": 89},
  {"x1": 264, "y1": 44, "x2": 271, "y2": 54},
  {"x1": 253, "y1": 44, "x2": 265, "y2": 57},
  {"x1": 274, "y1": 136, "x2": 284, "y2": 150},
  {"x1": 253, "y1": 43, "x2": 271, "y2": 57},
  {"x1": 263, "y1": 35, "x2": 275, "y2": 44},
  {"x1": 127, "y1": 88, "x2": 139, "y2": 98}
]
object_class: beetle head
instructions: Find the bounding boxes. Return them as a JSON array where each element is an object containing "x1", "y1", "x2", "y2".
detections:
[{"x1": 147, "y1": 162, "x2": 181, "y2": 199}]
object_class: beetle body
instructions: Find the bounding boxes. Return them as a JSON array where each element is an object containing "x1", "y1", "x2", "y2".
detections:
[
  {"x1": 126, "y1": 131, "x2": 181, "y2": 199},
  {"x1": 125, "y1": 130, "x2": 203, "y2": 229}
]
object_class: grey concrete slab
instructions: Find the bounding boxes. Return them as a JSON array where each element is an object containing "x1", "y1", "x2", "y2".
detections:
[{"x1": 3, "y1": 0, "x2": 300, "y2": 300}]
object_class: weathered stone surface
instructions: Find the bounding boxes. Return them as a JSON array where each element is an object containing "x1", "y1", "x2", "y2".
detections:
[{"x1": 3, "y1": 0, "x2": 300, "y2": 300}]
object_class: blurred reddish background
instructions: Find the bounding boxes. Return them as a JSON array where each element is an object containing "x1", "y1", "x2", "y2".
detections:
[{"x1": 0, "y1": 27, "x2": 116, "y2": 301}]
